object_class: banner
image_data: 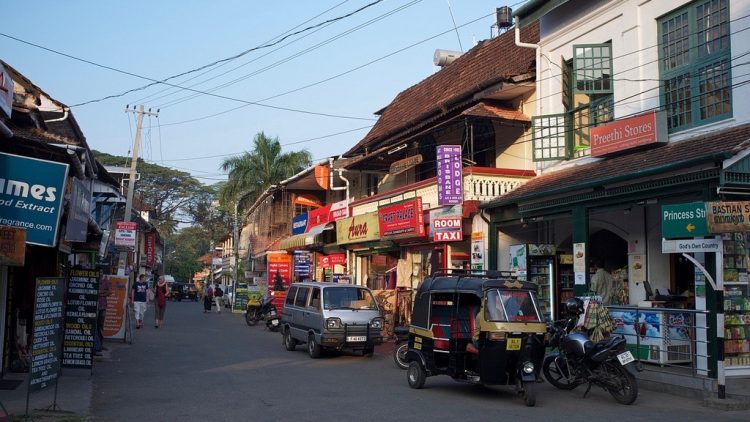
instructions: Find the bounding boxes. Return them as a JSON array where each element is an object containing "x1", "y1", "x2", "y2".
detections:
[
  {"x1": 336, "y1": 212, "x2": 380, "y2": 245},
  {"x1": 378, "y1": 197, "x2": 425, "y2": 239},
  {"x1": 0, "y1": 225, "x2": 26, "y2": 266},
  {"x1": 102, "y1": 275, "x2": 129, "y2": 340},
  {"x1": 471, "y1": 232, "x2": 484, "y2": 270},
  {"x1": 0, "y1": 152, "x2": 69, "y2": 246},
  {"x1": 318, "y1": 253, "x2": 346, "y2": 268},
  {"x1": 62, "y1": 269, "x2": 99, "y2": 369},
  {"x1": 29, "y1": 277, "x2": 65, "y2": 392},
  {"x1": 145, "y1": 232, "x2": 156, "y2": 267},
  {"x1": 437, "y1": 145, "x2": 463, "y2": 205},
  {"x1": 64, "y1": 177, "x2": 92, "y2": 242}
]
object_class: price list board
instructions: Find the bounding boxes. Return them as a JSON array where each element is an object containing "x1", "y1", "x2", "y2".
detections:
[
  {"x1": 62, "y1": 269, "x2": 100, "y2": 369},
  {"x1": 29, "y1": 277, "x2": 65, "y2": 392}
]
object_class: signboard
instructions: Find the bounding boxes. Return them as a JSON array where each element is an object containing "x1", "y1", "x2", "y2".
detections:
[
  {"x1": 591, "y1": 110, "x2": 667, "y2": 157},
  {"x1": 0, "y1": 63, "x2": 13, "y2": 118},
  {"x1": 662, "y1": 238, "x2": 721, "y2": 253},
  {"x1": 0, "y1": 152, "x2": 69, "y2": 246},
  {"x1": 389, "y1": 154, "x2": 423, "y2": 176},
  {"x1": 509, "y1": 244, "x2": 527, "y2": 274},
  {"x1": 336, "y1": 212, "x2": 380, "y2": 245},
  {"x1": 64, "y1": 178, "x2": 92, "y2": 242},
  {"x1": 330, "y1": 199, "x2": 350, "y2": 221},
  {"x1": 706, "y1": 201, "x2": 750, "y2": 233},
  {"x1": 662, "y1": 202, "x2": 708, "y2": 238},
  {"x1": 102, "y1": 275, "x2": 129, "y2": 340},
  {"x1": 233, "y1": 285, "x2": 248, "y2": 313},
  {"x1": 29, "y1": 277, "x2": 65, "y2": 392},
  {"x1": 267, "y1": 252, "x2": 291, "y2": 291},
  {"x1": 307, "y1": 204, "x2": 332, "y2": 228},
  {"x1": 471, "y1": 231, "x2": 484, "y2": 271},
  {"x1": 292, "y1": 213, "x2": 308, "y2": 235},
  {"x1": 378, "y1": 197, "x2": 425, "y2": 239},
  {"x1": 62, "y1": 269, "x2": 99, "y2": 369},
  {"x1": 437, "y1": 145, "x2": 463, "y2": 205},
  {"x1": 145, "y1": 232, "x2": 156, "y2": 267},
  {"x1": 573, "y1": 242, "x2": 586, "y2": 285},
  {"x1": 0, "y1": 225, "x2": 26, "y2": 266},
  {"x1": 318, "y1": 253, "x2": 346, "y2": 268},
  {"x1": 114, "y1": 221, "x2": 137, "y2": 247},
  {"x1": 294, "y1": 193, "x2": 322, "y2": 208},
  {"x1": 293, "y1": 250, "x2": 311, "y2": 280},
  {"x1": 314, "y1": 164, "x2": 329, "y2": 190},
  {"x1": 332, "y1": 274, "x2": 352, "y2": 284},
  {"x1": 429, "y1": 206, "x2": 463, "y2": 242}
]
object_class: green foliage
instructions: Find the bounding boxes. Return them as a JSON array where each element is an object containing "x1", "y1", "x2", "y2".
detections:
[{"x1": 164, "y1": 226, "x2": 209, "y2": 283}]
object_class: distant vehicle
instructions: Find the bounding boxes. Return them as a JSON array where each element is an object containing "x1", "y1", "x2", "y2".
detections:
[
  {"x1": 185, "y1": 284, "x2": 198, "y2": 301},
  {"x1": 168, "y1": 282, "x2": 188, "y2": 301}
]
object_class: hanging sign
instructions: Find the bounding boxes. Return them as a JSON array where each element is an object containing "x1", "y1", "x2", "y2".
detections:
[
  {"x1": 0, "y1": 225, "x2": 26, "y2": 266},
  {"x1": 29, "y1": 277, "x2": 65, "y2": 392},
  {"x1": 62, "y1": 269, "x2": 99, "y2": 369},
  {"x1": 389, "y1": 154, "x2": 423, "y2": 176},
  {"x1": 114, "y1": 221, "x2": 137, "y2": 248},
  {"x1": 437, "y1": 145, "x2": 463, "y2": 205},
  {"x1": 145, "y1": 232, "x2": 156, "y2": 266},
  {"x1": 705, "y1": 201, "x2": 750, "y2": 233}
]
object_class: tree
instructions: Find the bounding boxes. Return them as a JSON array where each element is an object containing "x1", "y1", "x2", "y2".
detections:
[
  {"x1": 219, "y1": 132, "x2": 312, "y2": 208},
  {"x1": 164, "y1": 226, "x2": 208, "y2": 283}
]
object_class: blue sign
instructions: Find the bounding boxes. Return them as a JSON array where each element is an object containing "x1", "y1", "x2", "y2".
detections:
[
  {"x1": 0, "y1": 152, "x2": 69, "y2": 246},
  {"x1": 292, "y1": 213, "x2": 308, "y2": 235},
  {"x1": 293, "y1": 251, "x2": 311, "y2": 277}
]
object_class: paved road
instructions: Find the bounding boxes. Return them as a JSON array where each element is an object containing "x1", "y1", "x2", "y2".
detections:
[{"x1": 91, "y1": 300, "x2": 747, "y2": 422}]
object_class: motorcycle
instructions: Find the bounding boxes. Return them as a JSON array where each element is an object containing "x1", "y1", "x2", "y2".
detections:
[
  {"x1": 393, "y1": 326, "x2": 409, "y2": 370},
  {"x1": 246, "y1": 297, "x2": 280, "y2": 332},
  {"x1": 542, "y1": 298, "x2": 639, "y2": 405}
]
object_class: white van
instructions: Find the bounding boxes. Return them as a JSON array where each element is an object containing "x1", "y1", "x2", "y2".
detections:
[{"x1": 281, "y1": 282, "x2": 383, "y2": 358}]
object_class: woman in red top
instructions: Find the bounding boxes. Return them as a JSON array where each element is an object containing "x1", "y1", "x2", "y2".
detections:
[{"x1": 154, "y1": 276, "x2": 171, "y2": 328}]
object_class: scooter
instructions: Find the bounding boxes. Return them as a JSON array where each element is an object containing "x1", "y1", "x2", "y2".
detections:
[
  {"x1": 393, "y1": 326, "x2": 409, "y2": 369},
  {"x1": 246, "y1": 296, "x2": 279, "y2": 331}
]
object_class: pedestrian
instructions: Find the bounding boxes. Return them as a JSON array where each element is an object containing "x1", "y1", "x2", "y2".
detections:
[
  {"x1": 154, "y1": 276, "x2": 170, "y2": 328},
  {"x1": 94, "y1": 274, "x2": 112, "y2": 355},
  {"x1": 203, "y1": 283, "x2": 213, "y2": 313},
  {"x1": 214, "y1": 284, "x2": 224, "y2": 313},
  {"x1": 130, "y1": 274, "x2": 149, "y2": 329},
  {"x1": 591, "y1": 259, "x2": 617, "y2": 305}
]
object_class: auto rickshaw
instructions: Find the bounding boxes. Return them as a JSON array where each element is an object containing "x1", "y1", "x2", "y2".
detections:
[{"x1": 405, "y1": 270, "x2": 546, "y2": 406}]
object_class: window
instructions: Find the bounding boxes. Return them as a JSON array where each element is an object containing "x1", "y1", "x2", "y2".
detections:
[
  {"x1": 532, "y1": 113, "x2": 568, "y2": 161},
  {"x1": 294, "y1": 287, "x2": 310, "y2": 307},
  {"x1": 285, "y1": 286, "x2": 298, "y2": 305},
  {"x1": 309, "y1": 288, "x2": 321, "y2": 310},
  {"x1": 659, "y1": 0, "x2": 731, "y2": 132},
  {"x1": 574, "y1": 44, "x2": 613, "y2": 94}
]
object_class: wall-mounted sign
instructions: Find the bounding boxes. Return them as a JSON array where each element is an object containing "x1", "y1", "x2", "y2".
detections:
[
  {"x1": 330, "y1": 199, "x2": 350, "y2": 221},
  {"x1": 314, "y1": 164, "x2": 329, "y2": 190},
  {"x1": 437, "y1": 145, "x2": 463, "y2": 205},
  {"x1": 0, "y1": 152, "x2": 69, "y2": 247},
  {"x1": 573, "y1": 242, "x2": 586, "y2": 285},
  {"x1": 471, "y1": 231, "x2": 484, "y2": 270},
  {"x1": 336, "y1": 212, "x2": 380, "y2": 245},
  {"x1": 64, "y1": 178, "x2": 92, "y2": 242},
  {"x1": 318, "y1": 253, "x2": 346, "y2": 268},
  {"x1": 378, "y1": 197, "x2": 425, "y2": 239},
  {"x1": 292, "y1": 213, "x2": 308, "y2": 235},
  {"x1": 114, "y1": 221, "x2": 137, "y2": 247},
  {"x1": 0, "y1": 225, "x2": 26, "y2": 266},
  {"x1": 429, "y1": 206, "x2": 463, "y2": 242},
  {"x1": 389, "y1": 154, "x2": 423, "y2": 176},
  {"x1": 145, "y1": 232, "x2": 156, "y2": 266},
  {"x1": 307, "y1": 203, "x2": 332, "y2": 228},
  {"x1": 706, "y1": 201, "x2": 750, "y2": 233},
  {"x1": 662, "y1": 202, "x2": 708, "y2": 238},
  {"x1": 591, "y1": 110, "x2": 667, "y2": 157},
  {"x1": 662, "y1": 238, "x2": 721, "y2": 253}
]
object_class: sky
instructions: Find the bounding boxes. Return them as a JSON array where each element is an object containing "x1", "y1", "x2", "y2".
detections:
[{"x1": 2, "y1": 0, "x2": 522, "y2": 185}]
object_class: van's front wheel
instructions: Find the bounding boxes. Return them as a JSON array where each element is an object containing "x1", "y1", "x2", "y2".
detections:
[{"x1": 308, "y1": 334, "x2": 321, "y2": 358}]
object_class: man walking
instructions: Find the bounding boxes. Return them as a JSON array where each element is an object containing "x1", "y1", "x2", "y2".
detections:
[
  {"x1": 130, "y1": 274, "x2": 150, "y2": 328},
  {"x1": 214, "y1": 284, "x2": 223, "y2": 313}
]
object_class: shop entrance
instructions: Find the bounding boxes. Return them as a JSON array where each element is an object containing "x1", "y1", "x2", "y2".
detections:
[{"x1": 589, "y1": 229, "x2": 628, "y2": 271}]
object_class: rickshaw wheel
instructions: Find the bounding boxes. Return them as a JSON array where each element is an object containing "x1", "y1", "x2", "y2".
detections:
[
  {"x1": 523, "y1": 382, "x2": 536, "y2": 407},
  {"x1": 407, "y1": 361, "x2": 426, "y2": 389}
]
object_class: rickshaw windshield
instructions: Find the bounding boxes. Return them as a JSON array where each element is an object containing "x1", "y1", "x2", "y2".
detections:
[
  {"x1": 323, "y1": 287, "x2": 378, "y2": 310},
  {"x1": 485, "y1": 289, "x2": 542, "y2": 322}
]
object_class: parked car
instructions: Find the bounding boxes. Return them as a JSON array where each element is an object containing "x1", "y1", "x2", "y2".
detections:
[{"x1": 280, "y1": 282, "x2": 383, "y2": 358}]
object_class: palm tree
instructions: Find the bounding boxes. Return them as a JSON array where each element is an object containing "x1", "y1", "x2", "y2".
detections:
[{"x1": 219, "y1": 132, "x2": 312, "y2": 207}]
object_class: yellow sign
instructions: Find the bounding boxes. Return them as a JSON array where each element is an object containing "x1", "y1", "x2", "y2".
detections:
[
  {"x1": 506, "y1": 338, "x2": 521, "y2": 351},
  {"x1": 336, "y1": 212, "x2": 380, "y2": 245},
  {"x1": 0, "y1": 225, "x2": 26, "y2": 266},
  {"x1": 471, "y1": 231, "x2": 483, "y2": 241},
  {"x1": 706, "y1": 201, "x2": 750, "y2": 233}
]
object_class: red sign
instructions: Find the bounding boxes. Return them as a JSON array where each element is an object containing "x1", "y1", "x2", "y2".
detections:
[
  {"x1": 591, "y1": 111, "x2": 667, "y2": 157},
  {"x1": 378, "y1": 197, "x2": 425, "y2": 239},
  {"x1": 267, "y1": 252, "x2": 291, "y2": 290},
  {"x1": 145, "y1": 232, "x2": 156, "y2": 266},
  {"x1": 307, "y1": 204, "x2": 332, "y2": 229},
  {"x1": 318, "y1": 253, "x2": 346, "y2": 268},
  {"x1": 329, "y1": 200, "x2": 350, "y2": 221},
  {"x1": 432, "y1": 216, "x2": 463, "y2": 242}
]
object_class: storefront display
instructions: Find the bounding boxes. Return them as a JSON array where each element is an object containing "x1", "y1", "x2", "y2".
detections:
[
  {"x1": 557, "y1": 254, "x2": 574, "y2": 319},
  {"x1": 511, "y1": 244, "x2": 556, "y2": 321},
  {"x1": 723, "y1": 232, "x2": 750, "y2": 368},
  {"x1": 610, "y1": 309, "x2": 693, "y2": 364}
]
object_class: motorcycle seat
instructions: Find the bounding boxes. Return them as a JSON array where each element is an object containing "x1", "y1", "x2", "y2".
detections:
[{"x1": 585, "y1": 336, "x2": 624, "y2": 358}]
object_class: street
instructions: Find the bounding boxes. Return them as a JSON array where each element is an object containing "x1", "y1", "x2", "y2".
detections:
[{"x1": 87, "y1": 301, "x2": 747, "y2": 422}]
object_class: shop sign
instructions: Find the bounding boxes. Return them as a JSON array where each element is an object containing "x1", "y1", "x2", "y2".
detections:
[
  {"x1": 429, "y1": 206, "x2": 463, "y2": 242},
  {"x1": 336, "y1": 212, "x2": 380, "y2": 245},
  {"x1": 292, "y1": 213, "x2": 308, "y2": 235},
  {"x1": 293, "y1": 193, "x2": 322, "y2": 208},
  {"x1": 293, "y1": 250, "x2": 311, "y2": 278},
  {"x1": 114, "y1": 221, "x2": 137, "y2": 247},
  {"x1": 307, "y1": 204, "x2": 332, "y2": 228},
  {"x1": 378, "y1": 197, "x2": 425, "y2": 239},
  {"x1": 64, "y1": 178, "x2": 92, "y2": 242},
  {"x1": 0, "y1": 225, "x2": 25, "y2": 266},
  {"x1": 30, "y1": 277, "x2": 65, "y2": 392},
  {"x1": 267, "y1": 252, "x2": 291, "y2": 291},
  {"x1": 318, "y1": 253, "x2": 346, "y2": 268},
  {"x1": 662, "y1": 238, "x2": 721, "y2": 253},
  {"x1": 330, "y1": 199, "x2": 350, "y2": 221},
  {"x1": 590, "y1": 111, "x2": 667, "y2": 157},
  {"x1": 315, "y1": 164, "x2": 329, "y2": 190},
  {"x1": 102, "y1": 275, "x2": 129, "y2": 340},
  {"x1": 0, "y1": 152, "x2": 69, "y2": 246},
  {"x1": 573, "y1": 243, "x2": 586, "y2": 285},
  {"x1": 145, "y1": 232, "x2": 156, "y2": 266},
  {"x1": 0, "y1": 63, "x2": 12, "y2": 118},
  {"x1": 62, "y1": 269, "x2": 99, "y2": 369},
  {"x1": 437, "y1": 145, "x2": 463, "y2": 205},
  {"x1": 705, "y1": 201, "x2": 750, "y2": 233},
  {"x1": 389, "y1": 154, "x2": 423, "y2": 176},
  {"x1": 661, "y1": 202, "x2": 708, "y2": 238},
  {"x1": 471, "y1": 231, "x2": 484, "y2": 271},
  {"x1": 332, "y1": 274, "x2": 351, "y2": 284}
]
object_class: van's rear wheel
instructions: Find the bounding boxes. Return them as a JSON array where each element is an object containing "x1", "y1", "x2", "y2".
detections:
[
  {"x1": 308, "y1": 334, "x2": 321, "y2": 358},
  {"x1": 407, "y1": 361, "x2": 426, "y2": 389}
]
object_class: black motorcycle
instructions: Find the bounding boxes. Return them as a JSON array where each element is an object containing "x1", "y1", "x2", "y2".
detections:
[
  {"x1": 393, "y1": 326, "x2": 409, "y2": 370},
  {"x1": 246, "y1": 297, "x2": 280, "y2": 332},
  {"x1": 542, "y1": 298, "x2": 639, "y2": 405}
]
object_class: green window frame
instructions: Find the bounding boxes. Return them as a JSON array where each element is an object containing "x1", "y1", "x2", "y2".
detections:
[
  {"x1": 532, "y1": 113, "x2": 569, "y2": 161},
  {"x1": 658, "y1": 0, "x2": 732, "y2": 132},
  {"x1": 574, "y1": 43, "x2": 613, "y2": 94}
]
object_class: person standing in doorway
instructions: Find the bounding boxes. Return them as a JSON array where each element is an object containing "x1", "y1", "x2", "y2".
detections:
[
  {"x1": 591, "y1": 259, "x2": 617, "y2": 305},
  {"x1": 94, "y1": 274, "x2": 112, "y2": 355},
  {"x1": 130, "y1": 274, "x2": 149, "y2": 329},
  {"x1": 154, "y1": 276, "x2": 170, "y2": 327},
  {"x1": 214, "y1": 283, "x2": 223, "y2": 313}
]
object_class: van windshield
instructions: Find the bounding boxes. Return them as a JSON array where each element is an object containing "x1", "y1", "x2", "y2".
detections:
[
  {"x1": 323, "y1": 287, "x2": 378, "y2": 310},
  {"x1": 484, "y1": 289, "x2": 541, "y2": 322}
]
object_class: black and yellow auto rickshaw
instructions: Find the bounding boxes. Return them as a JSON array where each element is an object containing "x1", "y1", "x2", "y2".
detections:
[{"x1": 405, "y1": 270, "x2": 546, "y2": 406}]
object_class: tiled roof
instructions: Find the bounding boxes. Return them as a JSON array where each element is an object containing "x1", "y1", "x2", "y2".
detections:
[
  {"x1": 347, "y1": 22, "x2": 539, "y2": 155},
  {"x1": 484, "y1": 123, "x2": 750, "y2": 208},
  {"x1": 461, "y1": 101, "x2": 531, "y2": 122},
  {"x1": 11, "y1": 126, "x2": 79, "y2": 145}
]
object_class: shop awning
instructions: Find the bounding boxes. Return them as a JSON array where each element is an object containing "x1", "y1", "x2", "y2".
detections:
[{"x1": 279, "y1": 223, "x2": 334, "y2": 250}]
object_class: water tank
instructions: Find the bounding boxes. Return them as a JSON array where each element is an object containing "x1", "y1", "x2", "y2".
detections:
[
  {"x1": 433, "y1": 49, "x2": 463, "y2": 67},
  {"x1": 496, "y1": 6, "x2": 513, "y2": 28}
]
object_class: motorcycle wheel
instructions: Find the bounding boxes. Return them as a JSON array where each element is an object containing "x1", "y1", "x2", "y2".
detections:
[
  {"x1": 407, "y1": 361, "x2": 426, "y2": 389},
  {"x1": 245, "y1": 309, "x2": 258, "y2": 326},
  {"x1": 394, "y1": 342, "x2": 409, "y2": 370},
  {"x1": 522, "y1": 381, "x2": 536, "y2": 407},
  {"x1": 600, "y1": 361, "x2": 638, "y2": 405},
  {"x1": 542, "y1": 355, "x2": 578, "y2": 390}
]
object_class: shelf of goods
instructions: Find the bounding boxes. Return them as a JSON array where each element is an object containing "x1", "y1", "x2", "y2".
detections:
[{"x1": 724, "y1": 283, "x2": 750, "y2": 367}]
